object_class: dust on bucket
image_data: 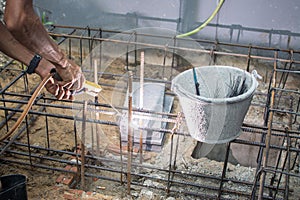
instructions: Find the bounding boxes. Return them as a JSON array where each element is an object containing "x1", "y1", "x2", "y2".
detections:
[{"x1": 171, "y1": 65, "x2": 258, "y2": 144}]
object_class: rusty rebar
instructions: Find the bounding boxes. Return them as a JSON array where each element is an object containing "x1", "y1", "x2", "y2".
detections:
[
  {"x1": 139, "y1": 51, "x2": 144, "y2": 166},
  {"x1": 81, "y1": 101, "x2": 88, "y2": 190},
  {"x1": 1, "y1": 24, "x2": 299, "y2": 200},
  {"x1": 127, "y1": 71, "x2": 134, "y2": 194},
  {"x1": 218, "y1": 142, "x2": 231, "y2": 199},
  {"x1": 48, "y1": 31, "x2": 300, "y2": 65},
  {"x1": 258, "y1": 51, "x2": 278, "y2": 200}
]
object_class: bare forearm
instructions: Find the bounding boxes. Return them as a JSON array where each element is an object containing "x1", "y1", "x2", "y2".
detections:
[
  {"x1": 2, "y1": 0, "x2": 85, "y2": 99},
  {"x1": 4, "y1": 0, "x2": 65, "y2": 66},
  {"x1": 0, "y1": 22, "x2": 34, "y2": 66},
  {"x1": 0, "y1": 21, "x2": 56, "y2": 78}
]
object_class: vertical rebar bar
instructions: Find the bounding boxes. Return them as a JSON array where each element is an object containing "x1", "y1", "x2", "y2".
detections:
[
  {"x1": 218, "y1": 142, "x2": 231, "y2": 199},
  {"x1": 134, "y1": 32, "x2": 137, "y2": 73},
  {"x1": 99, "y1": 28, "x2": 103, "y2": 73},
  {"x1": 276, "y1": 50, "x2": 294, "y2": 111},
  {"x1": 271, "y1": 135, "x2": 286, "y2": 198},
  {"x1": 94, "y1": 59, "x2": 101, "y2": 157},
  {"x1": 278, "y1": 50, "x2": 293, "y2": 90},
  {"x1": 81, "y1": 101, "x2": 88, "y2": 190},
  {"x1": 162, "y1": 45, "x2": 168, "y2": 77},
  {"x1": 79, "y1": 37, "x2": 83, "y2": 64},
  {"x1": 246, "y1": 46, "x2": 252, "y2": 72},
  {"x1": 167, "y1": 133, "x2": 175, "y2": 194},
  {"x1": 126, "y1": 51, "x2": 129, "y2": 71},
  {"x1": 139, "y1": 51, "x2": 144, "y2": 166},
  {"x1": 88, "y1": 26, "x2": 91, "y2": 53},
  {"x1": 25, "y1": 115, "x2": 33, "y2": 167},
  {"x1": 172, "y1": 130, "x2": 180, "y2": 170},
  {"x1": 209, "y1": 42, "x2": 217, "y2": 65},
  {"x1": 167, "y1": 113, "x2": 182, "y2": 193},
  {"x1": 284, "y1": 102, "x2": 293, "y2": 199},
  {"x1": 2, "y1": 93, "x2": 9, "y2": 132},
  {"x1": 127, "y1": 71, "x2": 133, "y2": 194},
  {"x1": 94, "y1": 59, "x2": 98, "y2": 85},
  {"x1": 0, "y1": 107, "x2": 43, "y2": 155},
  {"x1": 68, "y1": 37, "x2": 72, "y2": 60},
  {"x1": 23, "y1": 70, "x2": 29, "y2": 94},
  {"x1": 170, "y1": 37, "x2": 177, "y2": 81},
  {"x1": 258, "y1": 51, "x2": 278, "y2": 200},
  {"x1": 293, "y1": 97, "x2": 299, "y2": 124},
  {"x1": 284, "y1": 126, "x2": 291, "y2": 200},
  {"x1": 44, "y1": 98, "x2": 50, "y2": 154}
]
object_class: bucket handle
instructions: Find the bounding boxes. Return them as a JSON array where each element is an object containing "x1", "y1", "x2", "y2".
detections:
[{"x1": 251, "y1": 70, "x2": 262, "y2": 88}]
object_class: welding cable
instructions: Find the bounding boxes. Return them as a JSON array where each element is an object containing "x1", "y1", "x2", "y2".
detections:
[
  {"x1": 0, "y1": 72, "x2": 54, "y2": 142},
  {"x1": 176, "y1": 0, "x2": 225, "y2": 38}
]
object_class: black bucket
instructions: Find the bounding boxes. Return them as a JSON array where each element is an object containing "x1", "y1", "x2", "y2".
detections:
[{"x1": 0, "y1": 174, "x2": 27, "y2": 200}]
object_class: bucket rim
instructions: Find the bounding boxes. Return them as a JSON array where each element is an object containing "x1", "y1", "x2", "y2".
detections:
[
  {"x1": 172, "y1": 65, "x2": 258, "y2": 104},
  {"x1": 0, "y1": 174, "x2": 27, "y2": 195}
]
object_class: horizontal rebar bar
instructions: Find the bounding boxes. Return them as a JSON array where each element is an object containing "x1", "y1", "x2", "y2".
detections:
[
  {"x1": 0, "y1": 146, "x2": 288, "y2": 200},
  {"x1": 48, "y1": 32, "x2": 300, "y2": 65},
  {"x1": 51, "y1": 24, "x2": 300, "y2": 54},
  {"x1": 0, "y1": 24, "x2": 299, "y2": 200}
]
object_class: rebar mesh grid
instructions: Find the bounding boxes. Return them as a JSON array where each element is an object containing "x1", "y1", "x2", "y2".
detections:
[{"x1": 0, "y1": 25, "x2": 299, "y2": 199}]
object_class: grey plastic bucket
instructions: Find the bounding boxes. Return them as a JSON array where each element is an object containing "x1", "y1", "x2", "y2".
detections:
[
  {"x1": 0, "y1": 174, "x2": 27, "y2": 200},
  {"x1": 171, "y1": 66, "x2": 258, "y2": 144}
]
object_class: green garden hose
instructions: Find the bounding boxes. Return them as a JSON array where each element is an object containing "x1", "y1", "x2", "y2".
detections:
[{"x1": 176, "y1": 0, "x2": 225, "y2": 38}]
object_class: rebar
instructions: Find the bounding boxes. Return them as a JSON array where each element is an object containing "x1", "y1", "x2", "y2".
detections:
[
  {"x1": 139, "y1": 51, "x2": 144, "y2": 166},
  {"x1": 258, "y1": 51, "x2": 278, "y2": 200},
  {"x1": 127, "y1": 71, "x2": 133, "y2": 194},
  {"x1": 81, "y1": 101, "x2": 88, "y2": 190},
  {"x1": 0, "y1": 25, "x2": 299, "y2": 200}
]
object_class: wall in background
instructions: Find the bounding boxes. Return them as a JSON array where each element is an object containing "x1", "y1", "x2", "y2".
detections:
[{"x1": 34, "y1": 0, "x2": 300, "y2": 50}]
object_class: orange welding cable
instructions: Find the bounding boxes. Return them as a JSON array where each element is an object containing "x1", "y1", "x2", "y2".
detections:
[{"x1": 0, "y1": 73, "x2": 53, "y2": 141}]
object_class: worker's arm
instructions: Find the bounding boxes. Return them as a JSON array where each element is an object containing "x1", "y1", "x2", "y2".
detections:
[
  {"x1": 4, "y1": 0, "x2": 85, "y2": 92},
  {"x1": 0, "y1": 21, "x2": 72, "y2": 100},
  {"x1": 4, "y1": 0, "x2": 64, "y2": 65},
  {"x1": 0, "y1": 22, "x2": 34, "y2": 68}
]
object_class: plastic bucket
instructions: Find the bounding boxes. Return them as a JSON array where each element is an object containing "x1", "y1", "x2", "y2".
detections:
[
  {"x1": 0, "y1": 174, "x2": 27, "y2": 200},
  {"x1": 171, "y1": 66, "x2": 258, "y2": 144}
]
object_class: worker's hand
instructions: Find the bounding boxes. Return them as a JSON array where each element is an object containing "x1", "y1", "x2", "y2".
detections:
[
  {"x1": 54, "y1": 58, "x2": 85, "y2": 93},
  {"x1": 44, "y1": 77, "x2": 74, "y2": 100},
  {"x1": 34, "y1": 57, "x2": 80, "y2": 100}
]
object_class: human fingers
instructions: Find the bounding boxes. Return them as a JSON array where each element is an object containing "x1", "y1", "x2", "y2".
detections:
[
  {"x1": 45, "y1": 78, "x2": 59, "y2": 97},
  {"x1": 54, "y1": 59, "x2": 85, "y2": 91},
  {"x1": 56, "y1": 86, "x2": 67, "y2": 100},
  {"x1": 56, "y1": 86, "x2": 76, "y2": 101},
  {"x1": 56, "y1": 71, "x2": 85, "y2": 91}
]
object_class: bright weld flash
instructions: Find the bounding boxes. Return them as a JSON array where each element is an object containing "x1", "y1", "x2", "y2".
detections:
[{"x1": 76, "y1": 80, "x2": 102, "y2": 97}]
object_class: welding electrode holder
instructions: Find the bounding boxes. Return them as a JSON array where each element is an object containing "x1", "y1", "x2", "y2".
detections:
[
  {"x1": 50, "y1": 68, "x2": 77, "y2": 95},
  {"x1": 26, "y1": 54, "x2": 42, "y2": 74},
  {"x1": 50, "y1": 68, "x2": 63, "y2": 81},
  {"x1": 26, "y1": 54, "x2": 77, "y2": 95}
]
